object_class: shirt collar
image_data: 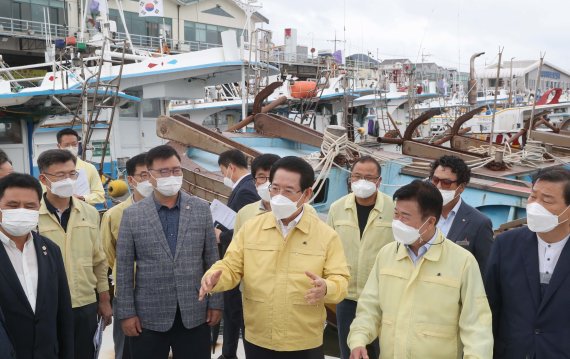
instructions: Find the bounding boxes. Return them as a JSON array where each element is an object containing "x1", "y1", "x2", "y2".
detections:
[
  {"x1": 0, "y1": 230, "x2": 33, "y2": 247},
  {"x1": 232, "y1": 173, "x2": 249, "y2": 189},
  {"x1": 443, "y1": 198, "x2": 462, "y2": 219},
  {"x1": 396, "y1": 229, "x2": 444, "y2": 262},
  {"x1": 537, "y1": 233, "x2": 570, "y2": 249},
  {"x1": 153, "y1": 192, "x2": 181, "y2": 211},
  {"x1": 344, "y1": 191, "x2": 384, "y2": 212},
  {"x1": 262, "y1": 204, "x2": 311, "y2": 235}
]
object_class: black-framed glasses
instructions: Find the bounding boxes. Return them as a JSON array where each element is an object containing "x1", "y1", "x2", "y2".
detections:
[
  {"x1": 149, "y1": 167, "x2": 183, "y2": 177},
  {"x1": 430, "y1": 175, "x2": 458, "y2": 189},
  {"x1": 253, "y1": 176, "x2": 270, "y2": 185},
  {"x1": 268, "y1": 184, "x2": 302, "y2": 197},
  {"x1": 43, "y1": 171, "x2": 79, "y2": 181},
  {"x1": 133, "y1": 171, "x2": 150, "y2": 180},
  {"x1": 350, "y1": 174, "x2": 380, "y2": 182}
]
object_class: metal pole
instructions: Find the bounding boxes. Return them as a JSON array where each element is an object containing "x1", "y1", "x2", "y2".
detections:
[
  {"x1": 489, "y1": 47, "x2": 503, "y2": 153},
  {"x1": 527, "y1": 54, "x2": 545, "y2": 142},
  {"x1": 508, "y1": 57, "x2": 515, "y2": 107}
]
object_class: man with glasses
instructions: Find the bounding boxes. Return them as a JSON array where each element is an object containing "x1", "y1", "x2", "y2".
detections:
[
  {"x1": 327, "y1": 156, "x2": 394, "y2": 359},
  {"x1": 216, "y1": 149, "x2": 260, "y2": 359},
  {"x1": 200, "y1": 156, "x2": 349, "y2": 359},
  {"x1": 101, "y1": 153, "x2": 151, "y2": 359},
  {"x1": 116, "y1": 145, "x2": 222, "y2": 359},
  {"x1": 56, "y1": 128, "x2": 105, "y2": 205},
  {"x1": 37, "y1": 149, "x2": 111, "y2": 359},
  {"x1": 429, "y1": 155, "x2": 493, "y2": 272}
]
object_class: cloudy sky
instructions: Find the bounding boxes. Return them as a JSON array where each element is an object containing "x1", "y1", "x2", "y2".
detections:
[{"x1": 258, "y1": 0, "x2": 567, "y2": 71}]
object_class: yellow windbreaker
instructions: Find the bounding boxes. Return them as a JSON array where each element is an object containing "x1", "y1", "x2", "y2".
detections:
[
  {"x1": 206, "y1": 206, "x2": 350, "y2": 351},
  {"x1": 348, "y1": 231, "x2": 493, "y2": 359},
  {"x1": 327, "y1": 192, "x2": 394, "y2": 300},
  {"x1": 39, "y1": 197, "x2": 109, "y2": 308}
]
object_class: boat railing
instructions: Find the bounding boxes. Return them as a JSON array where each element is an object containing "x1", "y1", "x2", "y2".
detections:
[
  {"x1": 112, "y1": 31, "x2": 222, "y2": 53},
  {"x1": 0, "y1": 16, "x2": 70, "y2": 40}
]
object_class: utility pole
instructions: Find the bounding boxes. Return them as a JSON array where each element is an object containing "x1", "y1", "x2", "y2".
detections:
[{"x1": 508, "y1": 57, "x2": 515, "y2": 107}]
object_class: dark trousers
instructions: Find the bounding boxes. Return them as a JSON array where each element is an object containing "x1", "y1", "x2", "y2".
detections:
[
  {"x1": 112, "y1": 298, "x2": 131, "y2": 359},
  {"x1": 73, "y1": 302, "x2": 98, "y2": 359},
  {"x1": 222, "y1": 286, "x2": 244, "y2": 357},
  {"x1": 336, "y1": 299, "x2": 379, "y2": 359},
  {"x1": 129, "y1": 307, "x2": 210, "y2": 359},
  {"x1": 244, "y1": 339, "x2": 324, "y2": 359}
]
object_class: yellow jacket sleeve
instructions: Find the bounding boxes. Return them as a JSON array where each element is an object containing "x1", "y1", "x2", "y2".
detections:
[
  {"x1": 205, "y1": 226, "x2": 245, "y2": 292},
  {"x1": 347, "y1": 258, "x2": 383, "y2": 350},
  {"x1": 91, "y1": 214, "x2": 109, "y2": 293},
  {"x1": 322, "y1": 233, "x2": 350, "y2": 304},
  {"x1": 100, "y1": 211, "x2": 116, "y2": 269},
  {"x1": 459, "y1": 256, "x2": 494, "y2": 359},
  {"x1": 84, "y1": 164, "x2": 105, "y2": 205}
]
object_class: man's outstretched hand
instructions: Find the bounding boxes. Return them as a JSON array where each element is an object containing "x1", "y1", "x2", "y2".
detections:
[{"x1": 199, "y1": 270, "x2": 222, "y2": 301}]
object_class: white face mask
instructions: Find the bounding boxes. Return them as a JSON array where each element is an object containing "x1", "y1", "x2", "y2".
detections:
[
  {"x1": 351, "y1": 179, "x2": 378, "y2": 199},
  {"x1": 1, "y1": 208, "x2": 39, "y2": 237},
  {"x1": 270, "y1": 194, "x2": 302, "y2": 220},
  {"x1": 257, "y1": 182, "x2": 271, "y2": 202},
  {"x1": 392, "y1": 218, "x2": 429, "y2": 245},
  {"x1": 134, "y1": 180, "x2": 154, "y2": 198},
  {"x1": 440, "y1": 188, "x2": 458, "y2": 206},
  {"x1": 155, "y1": 175, "x2": 183, "y2": 197},
  {"x1": 64, "y1": 146, "x2": 79, "y2": 157},
  {"x1": 48, "y1": 177, "x2": 76, "y2": 198},
  {"x1": 526, "y1": 202, "x2": 570, "y2": 233},
  {"x1": 223, "y1": 167, "x2": 235, "y2": 188}
]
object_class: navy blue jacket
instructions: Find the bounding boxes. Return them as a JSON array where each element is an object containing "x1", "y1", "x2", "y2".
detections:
[
  {"x1": 447, "y1": 200, "x2": 494, "y2": 273},
  {"x1": 219, "y1": 173, "x2": 260, "y2": 250},
  {"x1": 0, "y1": 232, "x2": 74, "y2": 359},
  {"x1": 0, "y1": 307, "x2": 16, "y2": 359},
  {"x1": 485, "y1": 226, "x2": 570, "y2": 359}
]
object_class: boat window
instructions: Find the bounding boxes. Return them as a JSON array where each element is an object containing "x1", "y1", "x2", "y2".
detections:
[
  {"x1": 312, "y1": 178, "x2": 329, "y2": 205},
  {"x1": 0, "y1": 120, "x2": 23, "y2": 144}
]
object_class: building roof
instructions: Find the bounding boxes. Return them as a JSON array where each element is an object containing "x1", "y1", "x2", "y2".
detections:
[
  {"x1": 380, "y1": 58, "x2": 411, "y2": 65},
  {"x1": 478, "y1": 60, "x2": 570, "y2": 79},
  {"x1": 347, "y1": 53, "x2": 379, "y2": 64}
]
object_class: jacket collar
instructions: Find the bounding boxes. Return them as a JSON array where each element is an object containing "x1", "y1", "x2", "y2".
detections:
[
  {"x1": 344, "y1": 191, "x2": 384, "y2": 212},
  {"x1": 261, "y1": 203, "x2": 311, "y2": 234},
  {"x1": 395, "y1": 230, "x2": 445, "y2": 262},
  {"x1": 39, "y1": 195, "x2": 81, "y2": 217}
]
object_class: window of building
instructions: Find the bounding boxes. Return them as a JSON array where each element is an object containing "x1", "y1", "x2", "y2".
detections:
[
  {"x1": 9, "y1": 0, "x2": 64, "y2": 25},
  {"x1": 109, "y1": 9, "x2": 172, "y2": 39},
  {"x1": 183, "y1": 20, "x2": 244, "y2": 47}
]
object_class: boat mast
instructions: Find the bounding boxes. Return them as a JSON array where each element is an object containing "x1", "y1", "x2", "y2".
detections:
[
  {"x1": 489, "y1": 47, "x2": 503, "y2": 152},
  {"x1": 527, "y1": 53, "x2": 545, "y2": 142}
]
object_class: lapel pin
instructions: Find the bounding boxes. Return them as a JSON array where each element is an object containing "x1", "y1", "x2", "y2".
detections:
[
  {"x1": 462, "y1": 219, "x2": 466, "y2": 222},
  {"x1": 437, "y1": 273, "x2": 441, "y2": 276},
  {"x1": 186, "y1": 205, "x2": 190, "y2": 210},
  {"x1": 43, "y1": 251, "x2": 47, "y2": 255},
  {"x1": 302, "y1": 241, "x2": 307, "y2": 245},
  {"x1": 42, "y1": 246, "x2": 46, "y2": 250}
]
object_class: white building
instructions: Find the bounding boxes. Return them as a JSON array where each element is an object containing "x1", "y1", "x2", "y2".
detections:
[{"x1": 478, "y1": 60, "x2": 570, "y2": 94}]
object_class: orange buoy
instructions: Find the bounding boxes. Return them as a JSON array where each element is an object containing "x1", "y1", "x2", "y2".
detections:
[{"x1": 290, "y1": 81, "x2": 318, "y2": 99}]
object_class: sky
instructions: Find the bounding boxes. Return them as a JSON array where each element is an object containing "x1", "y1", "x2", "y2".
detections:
[{"x1": 257, "y1": 0, "x2": 568, "y2": 72}]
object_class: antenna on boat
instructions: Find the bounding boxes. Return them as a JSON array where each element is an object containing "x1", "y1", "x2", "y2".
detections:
[{"x1": 527, "y1": 52, "x2": 546, "y2": 143}]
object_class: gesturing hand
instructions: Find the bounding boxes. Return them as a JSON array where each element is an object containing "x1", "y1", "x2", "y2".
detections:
[
  {"x1": 198, "y1": 270, "x2": 222, "y2": 301},
  {"x1": 304, "y1": 271, "x2": 327, "y2": 304},
  {"x1": 350, "y1": 347, "x2": 369, "y2": 359}
]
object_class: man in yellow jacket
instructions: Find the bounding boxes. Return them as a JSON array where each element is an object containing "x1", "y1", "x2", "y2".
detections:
[
  {"x1": 327, "y1": 156, "x2": 394, "y2": 359},
  {"x1": 56, "y1": 128, "x2": 105, "y2": 205},
  {"x1": 37, "y1": 149, "x2": 111, "y2": 359},
  {"x1": 348, "y1": 180, "x2": 492, "y2": 359},
  {"x1": 100, "y1": 152, "x2": 152, "y2": 359},
  {"x1": 200, "y1": 156, "x2": 350, "y2": 359}
]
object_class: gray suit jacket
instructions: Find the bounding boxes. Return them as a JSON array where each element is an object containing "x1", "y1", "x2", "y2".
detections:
[
  {"x1": 115, "y1": 191, "x2": 223, "y2": 332},
  {"x1": 447, "y1": 200, "x2": 494, "y2": 273}
]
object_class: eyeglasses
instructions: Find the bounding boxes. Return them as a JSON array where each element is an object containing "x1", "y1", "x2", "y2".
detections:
[
  {"x1": 430, "y1": 175, "x2": 458, "y2": 189},
  {"x1": 350, "y1": 174, "x2": 380, "y2": 182},
  {"x1": 254, "y1": 176, "x2": 270, "y2": 185},
  {"x1": 149, "y1": 167, "x2": 183, "y2": 177},
  {"x1": 133, "y1": 171, "x2": 150, "y2": 180},
  {"x1": 43, "y1": 171, "x2": 79, "y2": 181},
  {"x1": 268, "y1": 184, "x2": 302, "y2": 197}
]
